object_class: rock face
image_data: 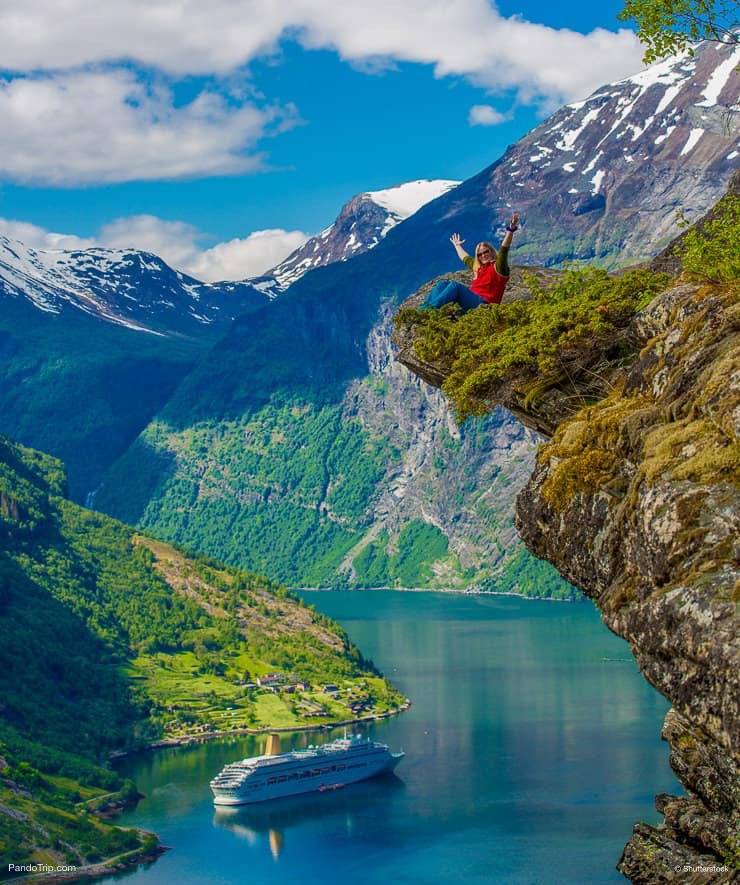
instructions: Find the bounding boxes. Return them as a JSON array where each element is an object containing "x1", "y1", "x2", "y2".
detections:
[
  {"x1": 393, "y1": 203, "x2": 739, "y2": 877},
  {"x1": 342, "y1": 304, "x2": 540, "y2": 585},
  {"x1": 515, "y1": 277, "x2": 739, "y2": 881}
]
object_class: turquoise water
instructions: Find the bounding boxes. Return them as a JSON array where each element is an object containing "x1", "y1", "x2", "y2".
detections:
[{"x1": 104, "y1": 591, "x2": 676, "y2": 885}]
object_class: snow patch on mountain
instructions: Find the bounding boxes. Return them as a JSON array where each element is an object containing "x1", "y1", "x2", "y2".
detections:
[
  {"x1": 697, "y1": 45, "x2": 740, "y2": 106},
  {"x1": 456, "y1": 40, "x2": 737, "y2": 262},
  {"x1": 0, "y1": 235, "x2": 266, "y2": 335},
  {"x1": 254, "y1": 179, "x2": 461, "y2": 296},
  {"x1": 366, "y1": 179, "x2": 460, "y2": 220},
  {"x1": 680, "y1": 128, "x2": 705, "y2": 156}
]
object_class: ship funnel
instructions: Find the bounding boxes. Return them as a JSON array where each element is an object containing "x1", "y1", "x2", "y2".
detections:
[{"x1": 265, "y1": 733, "x2": 281, "y2": 756}]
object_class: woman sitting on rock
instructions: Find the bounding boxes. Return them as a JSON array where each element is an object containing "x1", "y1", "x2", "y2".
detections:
[{"x1": 422, "y1": 213, "x2": 519, "y2": 312}]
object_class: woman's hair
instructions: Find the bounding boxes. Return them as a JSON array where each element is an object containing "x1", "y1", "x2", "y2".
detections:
[{"x1": 473, "y1": 241, "x2": 496, "y2": 273}]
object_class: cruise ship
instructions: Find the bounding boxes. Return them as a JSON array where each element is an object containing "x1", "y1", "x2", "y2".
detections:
[{"x1": 210, "y1": 734, "x2": 404, "y2": 805}]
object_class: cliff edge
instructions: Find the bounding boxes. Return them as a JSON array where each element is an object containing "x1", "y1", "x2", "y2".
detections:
[{"x1": 392, "y1": 178, "x2": 739, "y2": 882}]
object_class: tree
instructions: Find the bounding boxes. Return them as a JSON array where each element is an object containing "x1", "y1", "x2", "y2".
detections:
[{"x1": 618, "y1": 0, "x2": 739, "y2": 62}]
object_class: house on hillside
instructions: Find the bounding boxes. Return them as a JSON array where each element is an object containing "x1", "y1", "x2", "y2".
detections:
[{"x1": 256, "y1": 673, "x2": 285, "y2": 688}]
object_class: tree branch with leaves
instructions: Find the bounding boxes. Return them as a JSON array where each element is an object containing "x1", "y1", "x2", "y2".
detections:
[{"x1": 618, "y1": 0, "x2": 739, "y2": 63}]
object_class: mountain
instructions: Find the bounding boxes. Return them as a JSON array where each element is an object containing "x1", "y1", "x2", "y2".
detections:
[
  {"x1": 0, "y1": 298, "x2": 197, "y2": 502},
  {"x1": 249, "y1": 179, "x2": 460, "y2": 296},
  {"x1": 0, "y1": 432, "x2": 402, "y2": 871},
  {"x1": 393, "y1": 175, "x2": 739, "y2": 882},
  {"x1": 485, "y1": 41, "x2": 740, "y2": 265},
  {"x1": 0, "y1": 236, "x2": 266, "y2": 336},
  {"x1": 0, "y1": 182, "x2": 456, "y2": 502},
  {"x1": 0, "y1": 238, "x2": 271, "y2": 500},
  {"x1": 94, "y1": 41, "x2": 738, "y2": 593}
]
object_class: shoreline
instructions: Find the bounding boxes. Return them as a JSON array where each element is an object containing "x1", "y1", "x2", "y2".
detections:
[
  {"x1": 13, "y1": 840, "x2": 168, "y2": 885},
  {"x1": 109, "y1": 700, "x2": 412, "y2": 761},
  {"x1": 296, "y1": 585, "x2": 579, "y2": 601}
]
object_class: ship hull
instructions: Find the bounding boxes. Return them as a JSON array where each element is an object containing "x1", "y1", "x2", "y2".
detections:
[{"x1": 212, "y1": 751, "x2": 402, "y2": 806}]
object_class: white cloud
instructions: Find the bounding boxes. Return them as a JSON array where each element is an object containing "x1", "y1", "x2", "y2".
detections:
[
  {"x1": 187, "y1": 230, "x2": 309, "y2": 282},
  {"x1": 0, "y1": 70, "x2": 297, "y2": 185},
  {"x1": 0, "y1": 217, "x2": 94, "y2": 250},
  {"x1": 1, "y1": 212, "x2": 308, "y2": 282},
  {"x1": 98, "y1": 215, "x2": 308, "y2": 280},
  {"x1": 0, "y1": 2, "x2": 644, "y2": 105},
  {"x1": 468, "y1": 104, "x2": 508, "y2": 126},
  {"x1": 98, "y1": 216, "x2": 203, "y2": 270}
]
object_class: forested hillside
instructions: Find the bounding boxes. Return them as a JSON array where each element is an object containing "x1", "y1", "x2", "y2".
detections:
[
  {"x1": 0, "y1": 434, "x2": 402, "y2": 872},
  {"x1": 0, "y1": 299, "x2": 200, "y2": 501}
]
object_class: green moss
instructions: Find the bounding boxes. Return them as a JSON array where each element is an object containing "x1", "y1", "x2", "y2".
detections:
[
  {"x1": 642, "y1": 418, "x2": 740, "y2": 485},
  {"x1": 541, "y1": 449, "x2": 620, "y2": 510},
  {"x1": 395, "y1": 267, "x2": 669, "y2": 421},
  {"x1": 535, "y1": 393, "x2": 653, "y2": 509},
  {"x1": 724, "y1": 833, "x2": 740, "y2": 870}
]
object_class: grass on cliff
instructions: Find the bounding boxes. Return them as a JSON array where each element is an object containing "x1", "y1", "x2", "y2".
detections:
[
  {"x1": 680, "y1": 193, "x2": 740, "y2": 286},
  {"x1": 396, "y1": 267, "x2": 669, "y2": 421}
]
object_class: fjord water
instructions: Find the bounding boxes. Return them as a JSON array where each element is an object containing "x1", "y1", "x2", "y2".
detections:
[{"x1": 105, "y1": 591, "x2": 675, "y2": 885}]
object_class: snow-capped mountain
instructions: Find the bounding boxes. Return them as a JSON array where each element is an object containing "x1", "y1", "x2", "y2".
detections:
[
  {"x1": 251, "y1": 179, "x2": 460, "y2": 296},
  {"x1": 469, "y1": 40, "x2": 739, "y2": 263},
  {"x1": 0, "y1": 237, "x2": 267, "y2": 336}
]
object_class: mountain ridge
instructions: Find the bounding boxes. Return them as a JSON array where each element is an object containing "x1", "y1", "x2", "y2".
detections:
[
  {"x1": 94, "y1": 42, "x2": 740, "y2": 593},
  {"x1": 250, "y1": 179, "x2": 460, "y2": 297},
  {"x1": 0, "y1": 236, "x2": 267, "y2": 337}
]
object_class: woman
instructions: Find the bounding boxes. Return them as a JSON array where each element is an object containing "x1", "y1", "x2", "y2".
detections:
[{"x1": 423, "y1": 213, "x2": 519, "y2": 312}]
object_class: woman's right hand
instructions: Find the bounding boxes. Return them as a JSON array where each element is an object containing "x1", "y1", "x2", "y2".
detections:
[{"x1": 450, "y1": 233, "x2": 464, "y2": 248}]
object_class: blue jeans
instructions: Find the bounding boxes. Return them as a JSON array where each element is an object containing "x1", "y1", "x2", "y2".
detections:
[{"x1": 422, "y1": 280, "x2": 483, "y2": 313}]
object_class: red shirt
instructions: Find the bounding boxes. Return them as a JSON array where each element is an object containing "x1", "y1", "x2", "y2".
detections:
[{"x1": 470, "y1": 261, "x2": 509, "y2": 304}]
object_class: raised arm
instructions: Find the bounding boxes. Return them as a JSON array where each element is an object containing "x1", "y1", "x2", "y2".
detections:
[
  {"x1": 500, "y1": 213, "x2": 519, "y2": 250},
  {"x1": 496, "y1": 213, "x2": 519, "y2": 276},
  {"x1": 450, "y1": 232, "x2": 470, "y2": 263}
]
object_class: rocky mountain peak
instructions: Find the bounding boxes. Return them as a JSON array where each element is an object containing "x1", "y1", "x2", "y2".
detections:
[
  {"x1": 472, "y1": 40, "x2": 739, "y2": 264},
  {"x1": 0, "y1": 235, "x2": 267, "y2": 336},
  {"x1": 251, "y1": 179, "x2": 460, "y2": 295}
]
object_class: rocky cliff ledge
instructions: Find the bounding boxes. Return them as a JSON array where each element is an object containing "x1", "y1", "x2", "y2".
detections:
[{"x1": 392, "y1": 193, "x2": 738, "y2": 882}]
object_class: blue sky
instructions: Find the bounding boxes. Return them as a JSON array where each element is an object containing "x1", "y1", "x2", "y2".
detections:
[{"x1": 0, "y1": 0, "x2": 642, "y2": 279}]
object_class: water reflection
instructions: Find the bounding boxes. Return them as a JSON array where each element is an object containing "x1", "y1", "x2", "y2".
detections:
[{"x1": 214, "y1": 776, "x2": 405, "y2": 860}]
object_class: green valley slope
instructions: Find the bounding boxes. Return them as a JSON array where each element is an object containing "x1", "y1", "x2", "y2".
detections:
[
  {"x1": 95, "y1": 344, "x2": 573, "y2": 596},
  {"x1": 0, "y1": 299, "x2": 199, "y2": 503},
  {"x1": 0, "y1": 434, "x2": 402, "y2": 875}
]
